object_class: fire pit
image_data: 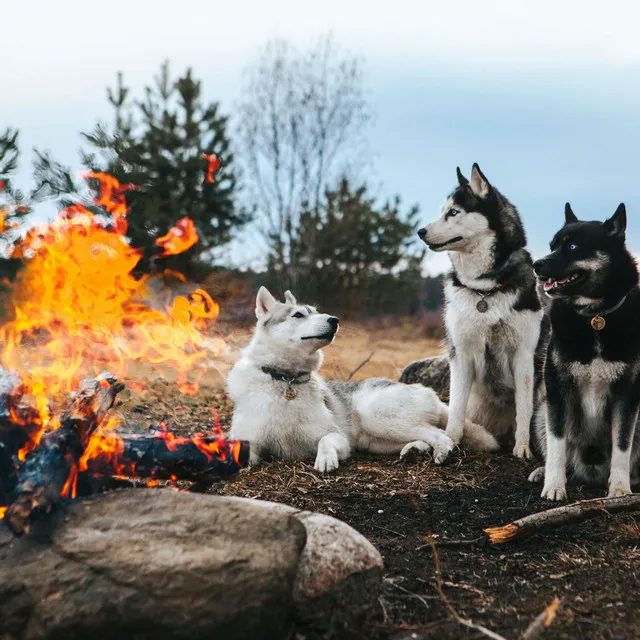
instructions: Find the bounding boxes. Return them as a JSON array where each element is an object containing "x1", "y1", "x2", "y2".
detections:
[{"x1": 0, "y1": 167, "x2": 248, "y2": 536}]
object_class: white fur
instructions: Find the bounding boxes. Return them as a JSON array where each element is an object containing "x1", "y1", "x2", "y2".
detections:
[
  {"x1": 228, "y1": 288, "x2": 498, "y2": 472},
  {"x1": 444, "y1": 278, "x2": 541, "y2": 458}
]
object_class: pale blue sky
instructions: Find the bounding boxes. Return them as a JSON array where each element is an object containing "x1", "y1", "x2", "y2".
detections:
[{"x1": 3, "y1": 0, "x2": 640, "y2": 274}]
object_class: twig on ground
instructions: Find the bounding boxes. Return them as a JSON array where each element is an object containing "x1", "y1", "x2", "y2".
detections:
[
  {"x1": 409, "y1": 496, "x2": 509, "y2": 640},
  {"x1": 521, "y1": 598, "x2": 561, "y2": 640},
  {"x1": 484, "y1": 494, "x2": 640, "y2": 544},
  {"x1": 416, "y1": 535, "x2": 485, "y2": 550},
  {"x1": 348, "y1": 352, "x2": 375, "y2": 380}
]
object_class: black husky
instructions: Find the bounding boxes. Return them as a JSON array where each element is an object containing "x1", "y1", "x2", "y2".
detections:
[{"x1": 530, "y1": 203, "x2": 640, "y2": 500}]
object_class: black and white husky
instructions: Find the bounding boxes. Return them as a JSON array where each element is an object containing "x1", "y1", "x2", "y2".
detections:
[
  {"x1": 227, "y1": 287, "x2": 498, "y2": 472},
  {"x1": 417, "y1": 164, "x2": 543, "y2": 458},
  {"x1": 529, "y1": 203, "x2": 640, "y2": 500}
]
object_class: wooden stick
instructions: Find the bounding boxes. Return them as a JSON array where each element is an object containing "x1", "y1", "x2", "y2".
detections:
[
  {"x1": 85, "y1": 434, "x2": 249, "y2": 482},
  {"x1": 484, "y1": 493, "x2": 640, "y2": 544},
  {"x1": 348, "y1": 351, "x2": 375, "y2": 380},
  {"x1": 522, "y1": 598, "x2": 561, "y2": 640},
  {"x1": 5, "y1": 372, "x2": 124, "y2": 536}
]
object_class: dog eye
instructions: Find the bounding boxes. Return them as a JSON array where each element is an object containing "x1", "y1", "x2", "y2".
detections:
[
  {"x1": 292, "y1": 311, "x2": 305, "y2": 318},
  {"x1": 568, "y1": 243, "x2": 578, "y2": 251},
  {"x1": 449, "y1": 208, "x2": 458, "y2": 217}
]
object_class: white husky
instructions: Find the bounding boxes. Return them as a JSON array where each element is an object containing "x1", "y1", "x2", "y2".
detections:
[{"x1": 227, "y1": 287, "x2": 498, "y2": 472}]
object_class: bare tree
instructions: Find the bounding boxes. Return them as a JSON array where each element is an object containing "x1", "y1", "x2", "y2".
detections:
[{"x1": 236, "y1": 35, "x2": 371, "y2": 287}]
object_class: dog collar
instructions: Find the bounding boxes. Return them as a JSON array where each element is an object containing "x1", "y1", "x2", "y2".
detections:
[
  {"x1": 261, "y1": 366, "x2": 311, "y2": 400},
  {"x1": 574, "y1": 295, "x2": 628, "y2": 331},
  {"x1": 453, "y1": 274, "x2": 512, "y2": 313}
]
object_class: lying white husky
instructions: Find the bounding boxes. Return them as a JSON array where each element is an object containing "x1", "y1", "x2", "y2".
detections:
[{"x1": 227, "y1": 287, "x2": 498, "y2": 472}]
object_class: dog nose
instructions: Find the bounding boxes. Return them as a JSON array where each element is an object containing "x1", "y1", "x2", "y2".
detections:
[
  {"x1": 532, "y1": 258, "x2": 545, "y2": 274},
  {"x1": 417, "y1": 228, "x2": 427, "y2": 240},
  {"x1": 328, "y1": 317, "x2": 339, "y2": 328}
]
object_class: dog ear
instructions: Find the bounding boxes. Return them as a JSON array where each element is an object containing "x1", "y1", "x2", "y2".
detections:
[
  {"x1": 283, "y1": 290, "x2": 297, "y2": 305},
  {"x1": 469, "y1": 163, "x2": 490, "y2": 198},
  {"x1": 604, "y1": 203, "x2": 627, "y2": 239},
  {"x1": 255, "y1": 286, "x2": 276, "y2": 319},
  {"x1": 564, "y1": 202, "x2": 578, "y2": 225},
  {"x1": 456, "y1": 167, "x2": 469, "y2": 186}
]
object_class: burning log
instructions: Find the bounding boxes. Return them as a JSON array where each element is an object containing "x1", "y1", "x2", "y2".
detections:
[
  {"x1": 5, "y1": 372, "x2": 124, "y2": 536},
  {"x1": 86, "y1": 433, "x2": 249, "y2": 483}
]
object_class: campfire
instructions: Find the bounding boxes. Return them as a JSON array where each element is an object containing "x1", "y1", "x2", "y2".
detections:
[{"x1": 0, "y1": 165, "x2": 249, "y2": 536}]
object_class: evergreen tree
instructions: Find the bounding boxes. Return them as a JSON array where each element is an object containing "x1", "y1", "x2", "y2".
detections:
[
  {"x1": 32, "y1": 63, "x2": 249, "y2": 277},
  {"x1": 0, "y1": 128, "x2": 29, "y2": 281},
  {"x1": 276, "y1": 178, "x2": 424, "y2": 317}
]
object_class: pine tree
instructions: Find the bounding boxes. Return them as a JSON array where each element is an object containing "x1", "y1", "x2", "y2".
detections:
[
  {"x1": 0, "y1": 128, "x2": 30, "y2": 282},
  {"x1": 33, "y1": 63, "x2": 249, "y2": 277},
  {"x1": 282, "y1": 178, "x2": 425, "y2": 317}
]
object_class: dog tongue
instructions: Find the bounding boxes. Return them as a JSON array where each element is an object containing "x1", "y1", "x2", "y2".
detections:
[{"x1": 543, "y1": 280, "x2": 558, "y2": 291}]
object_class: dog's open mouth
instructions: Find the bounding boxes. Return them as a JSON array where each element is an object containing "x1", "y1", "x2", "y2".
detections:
[
  {"x1": 426, "y1": 236, "x2": 463, "y2": 250},
  {"x1": 541, "y1": 272, "x2": 584, "y2": 292},
  {"x1": 301, "y1": 332, "x2": 336, "y2": 341}
]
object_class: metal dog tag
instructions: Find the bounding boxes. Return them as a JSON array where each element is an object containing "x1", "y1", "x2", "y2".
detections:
[
  {"x1": 476, "y1": 299, "x2": 489, "y2": 313},
  {"x1": 591, "y1": 315, "x2": 606, "y2": 331},
  {"x1": 284, "y1": 385, "x2": 297, "y2": 400}
]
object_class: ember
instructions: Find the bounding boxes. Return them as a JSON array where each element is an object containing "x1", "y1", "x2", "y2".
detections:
[{"x1": 0, "y1": 167, "x2": 248, "y2": 535}]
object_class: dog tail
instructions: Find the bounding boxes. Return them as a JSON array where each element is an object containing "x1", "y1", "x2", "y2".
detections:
[{"x1": 462, "y1": 420, "x2": 500, "y2": 452}]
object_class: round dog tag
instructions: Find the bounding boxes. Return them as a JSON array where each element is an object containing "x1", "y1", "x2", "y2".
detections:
[
  {"x1": 591, "y1": 315, "x2": 606, "y2": 331},
  {"x1": 476, "y1": 299, "x2": 489, "y2": 313},
  {"x1": 284, "y1": 386, "x2": 297, "y2": 400}
]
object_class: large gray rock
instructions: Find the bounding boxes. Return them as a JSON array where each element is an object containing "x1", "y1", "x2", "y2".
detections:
[
  {"x1": 400, "y1": 355, "x2": 450, "y2": 400},
  {"x1": 0, "y1": 490, "x2": 383, "y2": 639},
  {"x1": 0, "y1": 490, "x2": 306, "y2": 640}
]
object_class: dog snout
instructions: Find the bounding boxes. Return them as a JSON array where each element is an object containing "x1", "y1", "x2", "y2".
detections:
[
  {"x1": 327, "y1": 316, "x2": 339, "y2": 329},
  {"x1": 417, "y1": 228, "x2": 427, "y2": 241},
  {"x1": 532, "y1": 258, "x2": 548, "y2": 276}
]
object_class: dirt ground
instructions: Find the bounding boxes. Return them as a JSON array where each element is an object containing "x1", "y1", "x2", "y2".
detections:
[{"x1": 113, "y1": 323, "x2": 640, "y2": 640}]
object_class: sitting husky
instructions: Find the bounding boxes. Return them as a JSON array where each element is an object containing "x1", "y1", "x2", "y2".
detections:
[
  {"x1": 530, "y1": 203, "x2": 640, "y2": 500},
  {"x1": 417, "y1": 164, "x2": 543, "y2": 458},
  {"x1": 227, "y1": 287, "x2": 498, "y2": 472}
]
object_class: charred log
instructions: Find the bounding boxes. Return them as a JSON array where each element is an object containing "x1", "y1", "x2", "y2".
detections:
[
  {"x1": 5, "y1": 372, "x2": 124, "y2": 536},
  {"x1": 86, "y1": 434, "x2": 250, "y2": 483}
]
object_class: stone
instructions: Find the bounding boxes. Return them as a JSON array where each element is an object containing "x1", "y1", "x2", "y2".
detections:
[
  {"x1": 0, "y1": 489, "x2": 306, "y2": 640},
  {"x1": 246, "y1": 500, "x2": 383, "y2": 627},
  {"x1": 399, "y1": 355, "x2": 450, "y2": 400}
]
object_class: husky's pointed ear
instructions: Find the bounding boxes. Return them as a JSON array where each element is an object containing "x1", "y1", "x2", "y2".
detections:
[
  {"x1": 564, "y1": 202, "x2": 578, "y2": 225},
  {"x1": 604, "y1": 203, "x2": 627, "y2": 239},
  {"x1": 283, "y1": 290, "x2": 297, "y2": 305},
  {"x1": 256, "y1": 286, "x2": 276, "y2": 319},
  {"x1": 469, "y1": 163, "x2": 490, "y2": 198},
  {"x1": 456, "y1": 167, "x2": 469, "y2": 186}
]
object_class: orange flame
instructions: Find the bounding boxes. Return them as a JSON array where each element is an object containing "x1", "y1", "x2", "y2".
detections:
[
  {"x1": 155, "y1": 217, "x2": 199, "y2": 257},
  {"x1": 0, "y1": 507, "x2": 6, "y2": 519},
  {"x1": 202, "y1": 154, "x2": 221, "y2": 185},
  {"x1": 61, "y1": 459, "x2": 78, "y2": 499},
  {"x1": 0, "y1": 172, "x2": 225, "y2": 474}
]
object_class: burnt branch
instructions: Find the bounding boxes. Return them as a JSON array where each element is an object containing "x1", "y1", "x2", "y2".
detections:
[{"x1": 5, "y1": 372, "x2": 124, "y2": 536}]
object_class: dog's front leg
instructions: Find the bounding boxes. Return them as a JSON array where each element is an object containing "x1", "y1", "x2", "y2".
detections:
[
  {"x1": 608, "y1": 382, "x2": 640, "y2": 497},
  {"x1": 541, "y1": 354, "x2": 568, "y2": 501},
  {"x1": 314, "y1": 432, "x2": 351, "y2": 473},
  {"x1": 512, "y1": 348, "x2": 535, "y2": 459},
  {"x1": 446, "y1": 352, "x2": 474, "y2": 445}
]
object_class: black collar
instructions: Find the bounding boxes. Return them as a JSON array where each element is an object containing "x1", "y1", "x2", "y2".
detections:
[
  {"x1": 574, "y1": 294, "x2": 628, "y2": 318},
  {"x1": 452, "y1": 272, "x2": 512, "y2": 298},
  {"x1": 261, "y1": 366, "x2": 311, "y2": 385}
]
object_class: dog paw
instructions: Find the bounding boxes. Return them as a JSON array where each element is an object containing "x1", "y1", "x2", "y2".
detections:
[
  {"x1": 608, "y1": 483, "x2": 632, "y2": 498},
  {"x1": 528, "y1": 466, "x2": 545, "y2": 483},
  {"x1": 433, "y1": 440, "x2": 454, "y2": 465},
  {"x1": 400, "y1": 441, "x2": 432, "y2": 461},
  {"x1": 541, "y1": 484, "x2": 567, "y2": 501},
  {"x1": 314, "y1": 450, "x2": 339, "y2": 473},
  {"x1": 513, "y1": 442, "x2": 532, "y2": 460}
]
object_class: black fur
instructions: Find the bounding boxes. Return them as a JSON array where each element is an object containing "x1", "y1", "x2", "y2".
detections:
[{"x1": 531, "y1": 203, "x2": 640, "y2": 486}]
